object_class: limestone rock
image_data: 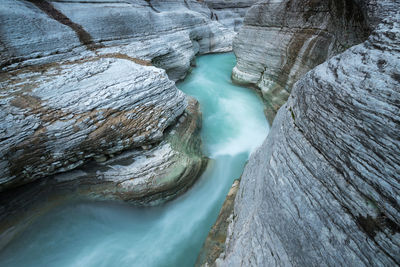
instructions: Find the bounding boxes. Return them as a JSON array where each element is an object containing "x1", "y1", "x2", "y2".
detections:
[
  {"x1": 0, "y1": 57, "x2": 186, "y2": 190},
  {"x1": 0, "y1": 0, "x2": 254, "y2": 251},
  {"x1": 232, "y1": 0, "x2": 371, "y2": 122},
  {"x1": 0, "y1": 0, "x2": 250, "y2": 190},
  {"x1": 0, "y1": 0, "x2": 236, "y2": 80},
  {"x1": 0, "y1": 97, "x2": 207, "y2": 249},
  {"x1": 204, "y1": 0, "x2": 259, "y2": 32},
  {"x1": 87, "y1": 97, "x2": 208, "y2": 205},
  {"x1": 218, "y1": 0, "x2": 400, "y2": 266}
]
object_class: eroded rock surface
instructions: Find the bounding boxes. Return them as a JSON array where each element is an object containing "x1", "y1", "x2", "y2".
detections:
[
  {"x1": 0, "y1": 0, "x2": 255, "y2": 191},
  {"x1": 0, "y1": 57, "x2": 186, "y2": 190},
  {"x1": 232, "y1": 0, "x2": 371, "y2": 122},
  {"x1": 0, "y1": 0, "x2": 236, "y2": 79},
  {"x1": 204, "y1": 0, "x2": 259, "y2": 31},
  {"x1": 216, "y1": 0, "x2": 400, "y2": 266},
  {"x1": 0, "y1": 97, "x2": 207, "y2": 249},
  {"x1": 0, "y1": 0, "x2": 251, "y2": 247}
]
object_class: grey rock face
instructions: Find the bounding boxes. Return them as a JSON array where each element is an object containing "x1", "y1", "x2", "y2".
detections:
[
  {"x1": 0, "y1": 57, "x2": 186, "y2": 190},
  {"x1": 0, "y1": 97, "x2": 207, "y2": 249},
  {"x1": 0, "y1": 0, "x2": 253, "y2": 190},
  {"x1": 218, "y1": 0, "x2": 400, "y2": 266},
  {"x1": 204, "y1": 0, "x2": 259, "y2": 31},
  {"x1": 0, "y1": 0, "x2": 236, "y2": 79},
  {"x1": 0, "y1": 0, "x2": 249, "y2": 251},
  {"x1": 232, "y1": 0, "x2": 371, "y2": 122}
]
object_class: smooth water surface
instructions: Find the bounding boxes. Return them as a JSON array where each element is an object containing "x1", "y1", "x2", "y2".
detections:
[{"x1": 0, "y1": 53, "x2": 269, "y2": 267}]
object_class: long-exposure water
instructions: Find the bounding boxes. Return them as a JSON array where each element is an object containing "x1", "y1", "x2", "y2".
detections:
[{"x1": 0, "y1": 53, "x2": 269, "y2": 267}]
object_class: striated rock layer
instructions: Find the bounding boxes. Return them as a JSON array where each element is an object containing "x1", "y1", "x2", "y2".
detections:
[
  {"x1": 232, "y1": 0, "x2": 371, "y2": 122},
  {"x1": 215, "y1": 0, "x2": 400, "y2": 266},
  {"x1": 0, "y1": 57, "x2": 186, "y2": 190},
  {"x1": 0, "y1": 97, "x2": 207, "y2": 249},
  {"x1": 0, "y1": 0, "x2": 253, "y2": 192},
  {"x1": 0, "y1": 0, "x2": 253, "y2": 248},
  {"x1": 204, "y1": 0, "x2": 259, "y2": 32}
]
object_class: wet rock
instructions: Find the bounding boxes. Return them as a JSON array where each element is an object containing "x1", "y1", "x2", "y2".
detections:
[
  {"x1": 196, "y1": 179, "x2": 240, "y2": 267},
  {"x1": 93, "y1": 97, "x2": 208, "y2": 205},
  {"x1": 0, "y1": 97, "x2": 207, "y2": 249}
]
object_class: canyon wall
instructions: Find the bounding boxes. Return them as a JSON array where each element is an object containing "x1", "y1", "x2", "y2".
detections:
[
  {"x1": 232, "y1": 0, "x2": 372, "y2": 122},
  {"x1": 204, "y1": 0, "x2": 259, "y2": 31},
  {"x1": 214, "y1": 0, "x2": 400, "y2": 266}
]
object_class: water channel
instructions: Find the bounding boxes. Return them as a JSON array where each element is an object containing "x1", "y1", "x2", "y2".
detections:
[{"x1": 0, "y1": 53, "x2": 269, "y2": 267}]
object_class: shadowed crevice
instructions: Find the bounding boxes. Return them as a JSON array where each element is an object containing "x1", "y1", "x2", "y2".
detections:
[{"x1": 144, "y1": 0, "x2": 160, "y2": 13}]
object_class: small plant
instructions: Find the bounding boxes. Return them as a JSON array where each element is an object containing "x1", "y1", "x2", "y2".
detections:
[{"x1": 289, "y1": 107, "x2": 295, "y2": 122}]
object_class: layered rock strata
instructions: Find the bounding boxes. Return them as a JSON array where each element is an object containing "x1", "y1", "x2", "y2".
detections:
[
  {"x1": 0, "y1": 97, "x2": 207, "y2": 249},
  {"x1": 0, "y1": 0, "x2": 236, "y2": 80},
  {"x1": 0, "y1": 0, "x2": 252, "y2": 192},
  {"x1": 212, "y1": 0, "x2": 400, "y2": 266},
  {"x1": 204, "y1": 0, "x2": 259, "y2": 31},
  {"x1": 0, "y1": 57, "x2": 186, "y2": 190},
  {"x1": 232, "y1": 0, "x2": 371, "y2": 122},
  {"x1": 0, "y1": 0, "x2": 251, "y2": 249}
]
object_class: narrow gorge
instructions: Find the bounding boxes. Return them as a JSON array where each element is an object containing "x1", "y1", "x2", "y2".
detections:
[
  {"x1": 0, "y1": 0, "x2": 399, "y2": 266},
  {"x1": 204, "y1": 0, "x2": 400, "y2": 266},
  {"x1": 0, "y1": 52, "x2": 269, "y2": 267}
]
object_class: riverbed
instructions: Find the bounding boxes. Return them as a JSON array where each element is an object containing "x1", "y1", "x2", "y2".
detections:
[{"x1": 0, "y1": 53, "x2": 269, "y2": 267}]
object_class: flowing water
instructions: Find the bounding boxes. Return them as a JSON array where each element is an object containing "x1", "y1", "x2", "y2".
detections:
[{"x1": 0, "y1": 53, "x2": 269, "y2": 267}]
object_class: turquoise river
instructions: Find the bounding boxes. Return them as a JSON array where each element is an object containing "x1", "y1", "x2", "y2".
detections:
[{"x1": 0, "y1": 53, "x2": 269, "y2": 267}]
